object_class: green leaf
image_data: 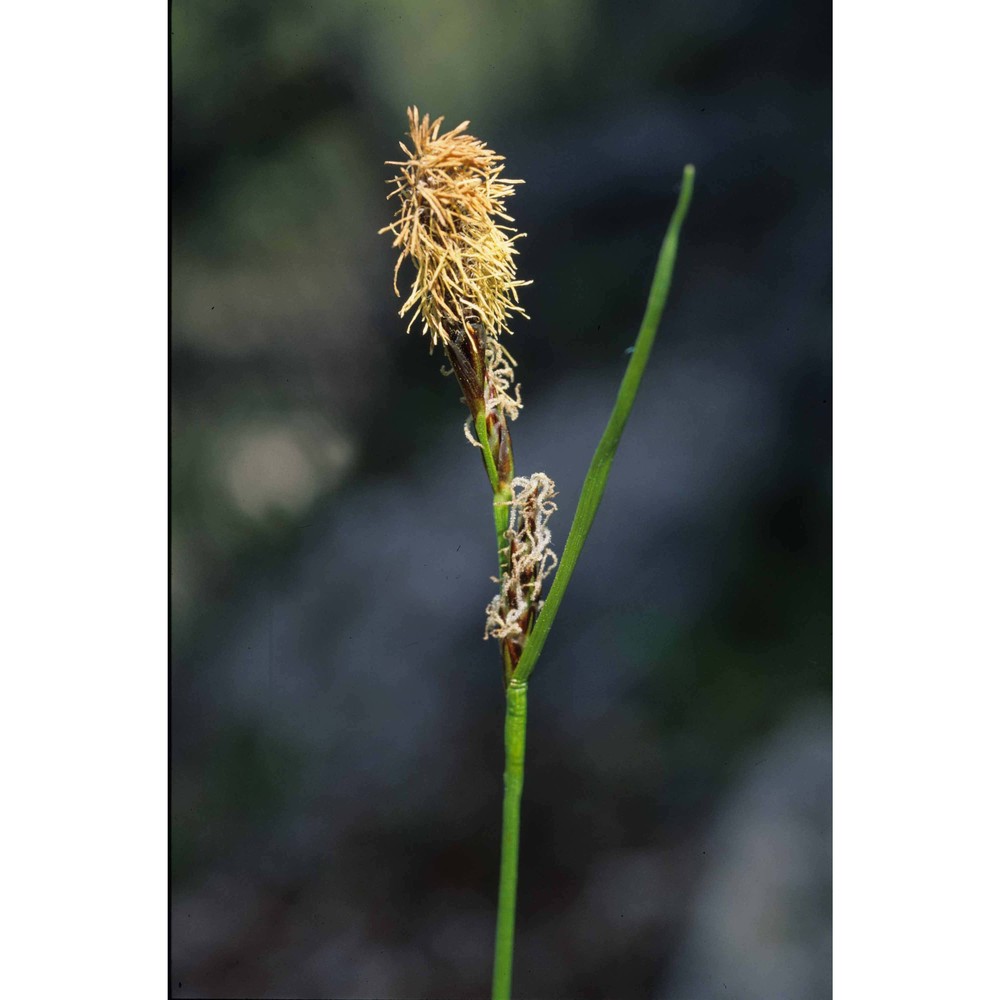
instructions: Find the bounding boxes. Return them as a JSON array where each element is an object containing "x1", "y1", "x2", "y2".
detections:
[{"x1": 512, "y1": 165, "x2": 696, "y2": 684}]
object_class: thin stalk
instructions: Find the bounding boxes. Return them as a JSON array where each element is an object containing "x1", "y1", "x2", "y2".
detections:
[
  {"x1": 475, "y1": 411, "x2": 501, "y2": 494},
  {"x1": 491, "y1": 678, "x2": 527, "y2": 1000},
  {"x1": 476, "y1": 411, "x2": 513, "y2": 577}
]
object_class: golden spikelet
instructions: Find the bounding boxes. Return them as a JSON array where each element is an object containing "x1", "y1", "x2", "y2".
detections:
[{"x1": 380, "y1": 107, "x2": 530, "y2": 354}]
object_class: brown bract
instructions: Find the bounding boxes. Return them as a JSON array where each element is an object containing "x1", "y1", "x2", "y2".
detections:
[{"x1": 380, "y1": 107, "x2": 530, "y2": 356}]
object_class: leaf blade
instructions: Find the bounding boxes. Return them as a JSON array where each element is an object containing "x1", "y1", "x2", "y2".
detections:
[{"x1": 512, "y1": 165, "x2": 696, "y2": 684}]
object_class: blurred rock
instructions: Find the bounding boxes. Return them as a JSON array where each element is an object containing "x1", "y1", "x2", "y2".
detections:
[{"x1": 661, "y1": 704, "x2": 832, "y2": 1000}]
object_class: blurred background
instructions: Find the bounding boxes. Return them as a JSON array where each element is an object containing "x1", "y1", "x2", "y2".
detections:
[{"x1": 171, "y1": 1, "x2": 830, "y2": 997}]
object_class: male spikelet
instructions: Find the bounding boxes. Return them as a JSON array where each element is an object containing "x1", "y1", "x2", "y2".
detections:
[{"x1": 381, "y1": 108, "x2": 529, "y2": 485}]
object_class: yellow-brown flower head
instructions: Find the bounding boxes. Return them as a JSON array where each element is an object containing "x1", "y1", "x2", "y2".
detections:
[{"x1": 381, "y1": 107, "x2": 530, "y2": 357}]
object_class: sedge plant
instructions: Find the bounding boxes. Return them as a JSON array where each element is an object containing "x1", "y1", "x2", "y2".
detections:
[{"x1": 381, "y1": 107, "x2": 694, "y2": 999}]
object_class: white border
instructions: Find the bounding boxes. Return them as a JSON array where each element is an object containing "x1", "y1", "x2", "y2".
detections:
[
  {"x1": 835, "y1": 1, "x2": 998, "y2": 995},
  {"x1": 1, "y1": 3, "x2": 167, "y2": 995}
]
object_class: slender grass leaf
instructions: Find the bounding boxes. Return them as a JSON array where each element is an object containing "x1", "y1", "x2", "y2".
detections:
[{"x1": 512, "y1": 165, "x2": 696, "y2": 684}]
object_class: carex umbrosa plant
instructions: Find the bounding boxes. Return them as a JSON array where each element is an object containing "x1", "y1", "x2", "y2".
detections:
[{"x1": 382, "y1": 107, "x2": 694, "y2": 999}]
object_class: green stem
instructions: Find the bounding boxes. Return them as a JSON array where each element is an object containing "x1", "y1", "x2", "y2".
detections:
[
  {"x1": 491, "y1": 678, "x2": 527, "y2": 1000},
  {"x1": 475, "y1": 411, "x2": 501, "y2": 494},
  {"x1": 476, "y1": 411, "x2": 512, "y2": 576},
  {"x1": 485, "y1": 164, "x2": 693, "y2": 996}
]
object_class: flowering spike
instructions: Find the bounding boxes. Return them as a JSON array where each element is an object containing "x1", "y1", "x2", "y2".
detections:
[{"x1": 381, "y1": 108, "x2": 528, "y2": 481}]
